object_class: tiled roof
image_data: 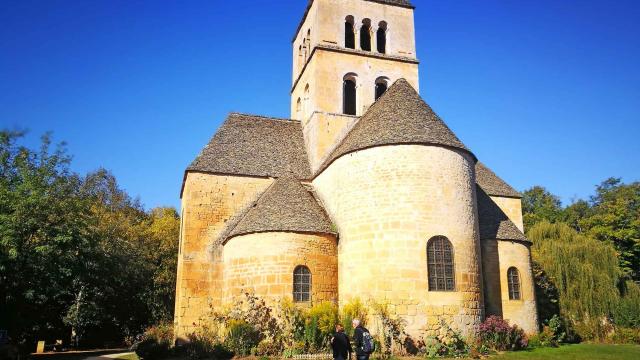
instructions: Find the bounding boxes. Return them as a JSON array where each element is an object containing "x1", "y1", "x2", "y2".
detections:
[
  {"x1": 187, "y1": 113, "x2": 312, "y2": 179},
  {"x1": 477, "y1": 185, "x2": 529, "y2": 243},
  {"x1": 318, "y1": 78, "x2": 475, "y2": 174},
  {"x1": 223, "y1": 177, "x2": 335, "y2": 242},
  {"x1": 476, "y1": 162, "x2": 522, "y2": 198}
]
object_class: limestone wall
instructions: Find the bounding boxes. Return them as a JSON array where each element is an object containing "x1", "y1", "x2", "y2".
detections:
[
  {"x1": 292, "y1": 0, "x2": 417, "y2": 83},
  {"x1": 174, "y1": 172, "x2": 273, "y2": 338},
  {"x1": 302, "y1": 111, "x2": 359, "y2": 172},
  {"x1": 222, "y1": 232, "x2": 338, "y2": 305},
  {"x1": 481, "y1": 239, "x2": 538, "y2": 334},
  {"x1": 490, "y1": 196, "x2": 524, "y2": 232},
  {"x1": 312, "y1": 145, "x2": 483, "y2": 336},
  {"x1": 292, "y1": 50, "x2": 419, "y2": 120}
]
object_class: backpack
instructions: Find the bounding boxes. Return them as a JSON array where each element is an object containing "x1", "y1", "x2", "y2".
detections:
[{"x1": 361, "y1": 330, "x2": 375, "y2": 354}]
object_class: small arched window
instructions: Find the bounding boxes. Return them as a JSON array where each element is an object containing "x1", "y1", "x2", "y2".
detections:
[
  {"x1": 343, "y1": 74, "x2": 357, "y2": 115},
  {"x1": 360, "y1": 19, "x2": 371, "y2": 51},
  {"x1": 377, "y1": 21, "x2": 387, "y2": 54},
  {"x1": 296, "y1": 97, "x2": 302, "y2": 116},
  {"x1": 507, "y1": 267, "x2": 521, "y2": 300},
  {"x1": 375, "y1": 77, "x2": 389, "y2": 100},
  {"x1": 303, "y1": 84, "x2": 310, "y2": 115},
  {"x1": 345, "y1": 16, "x2": 355, "y2": 49},
  {"x1": 427, "y1": 236, "x2": 455, "y2": 291},
  {"x1": 293, "y1": 265, "x2": 311, "y2": 302}
]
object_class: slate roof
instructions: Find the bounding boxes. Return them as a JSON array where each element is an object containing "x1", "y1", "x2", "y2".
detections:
[
  {"x1": 318, "y1": 78, "x2": 475, "y2": 174},
  {"x1": 477, "y1": 185, "x2": 529, "y2": 243},
  {"x1": 223, "y1": 177, "x2": 335, "y2": 242},
  {"x1": 188, "y1": 113, "x2": 312, "y2": 179},
  {"x1": 475, "y1": 162, "x2": 522, "y2": 198}
]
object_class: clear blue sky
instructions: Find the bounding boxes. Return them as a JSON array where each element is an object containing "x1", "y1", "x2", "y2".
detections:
[{"x1": 1, "y1": 0, "x2": 639, "y2": 210}]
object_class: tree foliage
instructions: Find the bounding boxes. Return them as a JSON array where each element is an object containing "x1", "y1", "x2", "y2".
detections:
[{"x1": 0, "y1": 131, "x2": 179, "y2": 350}]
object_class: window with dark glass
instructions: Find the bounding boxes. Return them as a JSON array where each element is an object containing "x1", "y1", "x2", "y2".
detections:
[
  {"x1": 360, "y1": 20, "x2": 371, "y2": 51},
  {"x1": 377, "y1": 22, "x2": 387, "y2": 53},
  {"x1": 508, "y1": 267, "x2": 521, "y2": 300},
  {"x1": 427, "y1": 236, "x2": 455, "y2": 291},
  {"x1": 375, "y1": 81, "x2": 387, "y2": 100},
  {"x1": 343, "y1": 79, "x2": 357, "y2": 115},
  {"x1": 345, "y1": 16, "x2": 355, "y2": 49},
  {"x1": 293, "y1": 265, "x2": 311, "y2": 302}
]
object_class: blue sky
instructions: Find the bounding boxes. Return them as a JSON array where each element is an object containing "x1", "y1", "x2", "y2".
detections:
[{"x1": 1, "y1": 0, "x2": 639, "y2": 210}]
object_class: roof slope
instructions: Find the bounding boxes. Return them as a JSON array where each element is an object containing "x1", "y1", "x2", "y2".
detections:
[
  {"x1": 318, "y1": 79, "x2": 474, "y2": 173},
  {"x1": 224, "y1": 177, "x2": 334, "y2": 241},
  {"x1": 477, "y1": 185, "x2": 529, "y2": 242},
  {"x1": 476, "y1": 162, "x2": 521, "y2": 198},
  {"x1": 188, "y1": 113, "x2": 312, "y2": 179}
]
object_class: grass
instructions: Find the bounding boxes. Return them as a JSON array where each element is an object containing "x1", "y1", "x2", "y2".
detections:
[
  {"x1": 113, "y1": 354, "x2": 138, "y2": 360},
  {"x1": 489, "y1": 343, "x2": 640, "y2": 359}
]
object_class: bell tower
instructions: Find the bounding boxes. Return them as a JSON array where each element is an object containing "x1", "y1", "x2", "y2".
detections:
[{"x1": 290, "y1": 0, "x2": 420, "y2": 172}]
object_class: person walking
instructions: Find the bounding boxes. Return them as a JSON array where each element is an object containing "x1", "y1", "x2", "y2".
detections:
[
  {"x1": 352, "y1": 319, "x2": 374, "y2": 360},
  {"x1": 331, "y1": 323, "x2": 351, "y2": 360}
]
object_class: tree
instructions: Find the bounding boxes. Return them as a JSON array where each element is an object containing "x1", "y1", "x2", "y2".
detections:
[{"x1": 522, "y1": 186, "x2": 563, "y2": 230}]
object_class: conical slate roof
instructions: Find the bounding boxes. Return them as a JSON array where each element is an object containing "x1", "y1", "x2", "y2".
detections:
[
  {"x1": 188, "y1": 113, "x2": 312, "y2": 179},
  {"x1": 476, "y1": 162, "x2": 522, "y2": 198},
  {"x1": 223, "y1": 177, "x2": 335, "y2": 242},
  {"x1": 477, "y1": 185, "x2": 529, "y2": 243},
  {"x1": 318, "y1": 79, "x2": 475, "y2": 174}
]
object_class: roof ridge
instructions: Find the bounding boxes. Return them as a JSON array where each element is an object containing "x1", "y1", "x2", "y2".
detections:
[{"x1": 229, "y1": 112, "x2": 298, "y2": 123}]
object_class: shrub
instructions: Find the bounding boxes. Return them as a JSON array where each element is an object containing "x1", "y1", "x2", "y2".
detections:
[
  {"x1": 419, "y1": 322, "x2": 469, "y2": 358},
  {"x1": 134, "y1": 338, "x2": 170, "y2": 360},
  {"x1": 185, "y1": 324, "x2": 231, "y2": 360},
  {"x1": 341, "y1": 298, "x2": 368, "y2": 337},
  {"x1": 372, "y1": 302, "x2": 407, "y2": 356},
  {"x1": 279, "y1": 298, "x2": 306, "y2": 348},
  {"x1": 608, "y1": 327, "x2": 640, "y2": 344},
  {"x1": 224, "y1": 319, "x2": 262, "y2": 356},
  {"x1": 304, "y1": 302, "x2": 339, "y2": 351},
  {"x1": 476, "y1": 316, "x2": 527, "y2": 351}
]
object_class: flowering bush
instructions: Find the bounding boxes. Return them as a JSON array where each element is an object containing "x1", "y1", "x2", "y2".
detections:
[{"x1": 476, "y1": 316, "x2": 528, "y2": 351}]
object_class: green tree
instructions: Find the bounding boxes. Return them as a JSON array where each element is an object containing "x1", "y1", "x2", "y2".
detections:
[
  {"x1": 579, "y1": 178, "x2": 640, "y2": 280},
  {"x1": 522, "y1": 186, "x2": 563, "y2": 230}
]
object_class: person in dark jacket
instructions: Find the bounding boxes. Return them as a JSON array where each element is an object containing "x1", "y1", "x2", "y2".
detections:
[
  {"x1": 331, "y1": 323, "x2": 351, "y2": 360},
  {"x1": 352, "y1": 319, "x2": 371, "y2": 360}
]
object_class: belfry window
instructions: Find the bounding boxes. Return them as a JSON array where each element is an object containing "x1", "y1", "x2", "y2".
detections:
[
  {"x1": 293, "y1": 265, "x2": 311, "y2": 302},
  {"x1": 360, "y1": 19, "x2": 372, "y2": 51},
  {"x1": 343, "y1": 74, "x2": 357, "y2": 115},
  {"x1": 345, "y1": 16, "x2": 355, "y2": 49},
  {"x1": 427, "y1": 236, "x2": 455, "y2": 291},
  {"x1": 375, "y1": 77, "x2": 389, "y2": 100},
  {"x1": 377, "y1": 21, "x2": 387, "y2": 53},
  {"x1": 507, "y1": 267, "x2": 521, "y2": 300}
]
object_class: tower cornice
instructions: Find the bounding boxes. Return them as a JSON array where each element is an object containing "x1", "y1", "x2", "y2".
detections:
[{"x1": 290, "y1": 44, "x2": 419, "y2": 94}]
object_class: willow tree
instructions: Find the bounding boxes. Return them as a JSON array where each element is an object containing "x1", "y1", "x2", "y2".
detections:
[{"x1": 528, "y1": 221, "x2": 622, "y2": 324}]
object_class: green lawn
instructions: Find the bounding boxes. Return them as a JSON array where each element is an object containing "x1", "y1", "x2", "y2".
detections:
[
  {"x1": 113, "y1": 354, "x2": 138, "y2": 360},
  {"x1": 490, "y1": 344, "x2": 640, "y2": 359}
]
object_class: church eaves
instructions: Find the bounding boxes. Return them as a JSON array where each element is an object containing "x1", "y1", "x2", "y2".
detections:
[
  {"x1": 477, "y1": 185, "x2": 529, "y2": 243},
  {"x1": 317, "y1": 78, "x2": 475, "y2": 175},
  {"x1": 222, "y1": 177, "x2": 335, "y2": 243},
  {"x1": 187, "y1": 113, "x2": 312, "y2": 179},
  {"x1": 475, "y1": 162, "x2": 522, "y2": 198}
]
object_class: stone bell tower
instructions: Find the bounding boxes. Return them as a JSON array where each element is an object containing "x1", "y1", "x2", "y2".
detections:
[{"x1": 290, "y1": 0, "x2": 420, "y2": 172}]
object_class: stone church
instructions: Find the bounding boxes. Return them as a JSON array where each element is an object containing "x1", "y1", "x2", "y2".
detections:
[{"x1": 175, "y1": 0, "x2": 538, "y2": 339}]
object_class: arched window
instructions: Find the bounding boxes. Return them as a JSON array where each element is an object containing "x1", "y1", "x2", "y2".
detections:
[
  {"x1": 296, "y1": 97, "x2": 302, "y2": 116},
  {"x1": 343, "y1": 74, "x2": 357, "y2": 115},
  {"x1": 427, "y1": 236, "x2": 455, "y2": 291},
  {"x1": 345, "y1": 16, "x2": 355, "y2": 49},
  {"x1": 303, "y1": 84, "x2": 310, "y2": 116},
  {"x1": 360, "y1": 19, "x2": 371, "y2": 51},
  {"x1": 375, "y1": 77, "x2": 389, "y2": 100},
  {"x1": 507, "y1": 267, "x2": 521, "y2": 300},
  {"x1": 377, "y1": 21, "x2": 387, "y2": 53},
  {"x1": 293, "y1": 265, "x2": 311, "y2": 302}
]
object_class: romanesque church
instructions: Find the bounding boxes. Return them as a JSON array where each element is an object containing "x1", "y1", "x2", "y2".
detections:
[{"x1": 174, "y1": 0, "x2": 538, "y2": 339}]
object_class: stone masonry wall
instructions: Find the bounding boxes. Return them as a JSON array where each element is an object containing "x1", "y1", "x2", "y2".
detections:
[
  {"x1": 490, "y1": 196, "x2": 524, "y2": 232},
  {"x1": 312, "y1": 145, "x2": 484, "y2": 337},
  {"x1": 222, "y1": 232, "x2": 338, "y2": 306},
  {"x1": 174, "y1": 173, "x2": 273, "y2": 339}
]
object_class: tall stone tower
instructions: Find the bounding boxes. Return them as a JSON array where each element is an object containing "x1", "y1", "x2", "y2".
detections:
[{"x1": 291, "y1": 0, "x2": 420, "y2": 172}]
